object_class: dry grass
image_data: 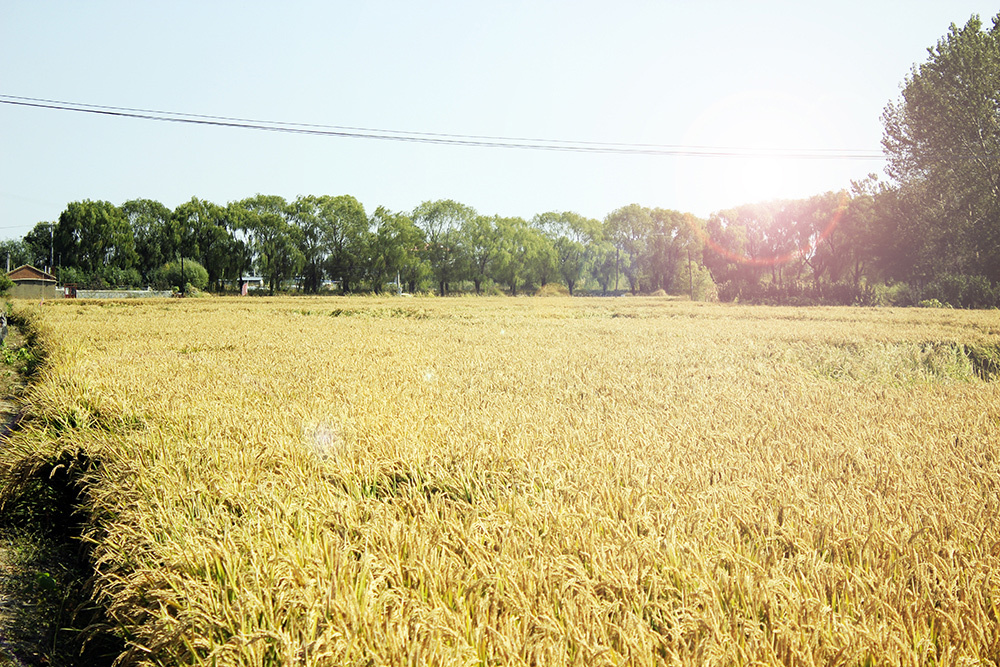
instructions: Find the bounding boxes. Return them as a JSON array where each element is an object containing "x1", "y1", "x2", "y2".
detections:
[{"x1": 1, "y1": 297, "x2": 998, "y2": 665}]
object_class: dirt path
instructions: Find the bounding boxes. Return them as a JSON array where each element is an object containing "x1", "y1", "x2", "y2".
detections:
[
  {"x1": 0, "y1": 325, "x2": 65, "y2": 665},
  {"x1": 0, "y1": 324, "x2": 119, "y2": 666}
]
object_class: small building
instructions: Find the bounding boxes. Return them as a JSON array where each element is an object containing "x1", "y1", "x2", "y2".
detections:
[
  {"x1": 241, "y1": 275, "x2": 266, "y2": 291},
  {"x1": 6, "y1": 265, "x2": 63, "y2": 300}
]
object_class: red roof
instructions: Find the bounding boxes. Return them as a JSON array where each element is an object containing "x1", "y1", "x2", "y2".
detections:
[{"x1": 7, "y1": 265, "x2": 57, "y2": 282}]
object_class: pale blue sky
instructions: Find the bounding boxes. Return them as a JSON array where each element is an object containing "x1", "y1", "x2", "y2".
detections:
[{"x1": 1, "y1": 1, "x2": 997, "y2": 238}]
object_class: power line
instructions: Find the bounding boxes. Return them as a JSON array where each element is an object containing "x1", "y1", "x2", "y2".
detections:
[{"x1": 0, "y1": 93, "x2": 887, "y2": 161}]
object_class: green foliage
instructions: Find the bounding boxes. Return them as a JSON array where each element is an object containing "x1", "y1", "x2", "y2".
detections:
[
  {"x1": 917, "y1": 298, "x2": 952, "y2": 309},
  {"x1": 172, "y1": 197, "x2": 244, "y2": 291},
  {"x1": 717, "y1": 279, "x2": 886, "y2": 306},
  {"x1": 54, "y1": 200, "x2": 137, "y2": 274},
  {"x1": 1, "y1": 340, "x2": 36, "y2": 367},
  {"x1": 534, "y1": 283, "x2": 570, "y2": 297},
  {"x1": 462, "y1": 214, "x2": 501, "y2": 294},
  {"x1": 0, "y1": 238, "x2": 31, "y2": 272},
  {"x1": 236, "y1": 195, "x2": 304, "y2": 295},
  {"x1": 604, "y1": 204, "x2": 649, "y2": 294},
  {"x1": 921, "y1": 274, "x2": 999, "y2": 308},
  {"x1": 882, "y1": 14, "x2": 1000, "y2": 283},
  {"x1": 367, "y1": 207, "x2": 423, "y2": 294},
  {"x1": 535, "y1": 211, "x2": 602, "y2": 296},
  {"x1": 96, "y1": 265, "x2": 143, "y2": 289},
  {"x1": 153, "y1": 259, "x2": 209, "y2": 292},
  {"x1": 22, "y1": 222, "x2": 55, "y2": 269},
  {"x1": 0, "y1": 274, "x2": 13, "y2": 296},
  {"x1": 676, "y1": 261, "x2": 718, "y2": 302},
  {"x1": 122, "y1": 198, "x2": 174, "y2": 282},
  {"x1": 492, "y1": 216, "x2": 540, "y2": 296},
  {"x1": 412, "y1": 199, "x2": 476, "y2": 296}
]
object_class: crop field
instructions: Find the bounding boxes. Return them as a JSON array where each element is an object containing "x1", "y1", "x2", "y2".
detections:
[{"x1": 1, "y1": 296, "x2": 999, "y2": 666}]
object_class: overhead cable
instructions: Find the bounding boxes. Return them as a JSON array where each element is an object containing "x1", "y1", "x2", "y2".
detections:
[{"x1": 0, "y1": 93, "x2": 887, "y2": 160}]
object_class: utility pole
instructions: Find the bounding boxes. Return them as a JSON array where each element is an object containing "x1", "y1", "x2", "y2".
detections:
[{"x1": 688, "y1": 249, "x2": 694, "y2": 300}]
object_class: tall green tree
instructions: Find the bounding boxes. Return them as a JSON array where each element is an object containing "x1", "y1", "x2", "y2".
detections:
[
  {"x1": 492, "y1": 216, "x2": 543, "y2": 296},
  {"x1": 289, "y1": 195, "x2": 329, "y2": 293},
  {"x1": 22, "y1": 222, "x2": 55, "y2": 270},
  {"x1": 461, "y1": 214, "x2": 501, "y2": 294},
  {"x1": 705, "y1": 201, "x2": 806, "y2": 288},
  {"x1": 644, "y1": 208, "x2": 687, "y2": 293},
  {"x1": 590, "y1": 240, "x2": 618, "y2": 295},
  {"x1": 882, "y1": 13, "x2": 1000, "y2": 281},
  {"x1": 173, "y1": 197, "x2": 241, "y2": 291},
  {"x1": 526, "y1": 220, "x2": 558, "y2": 288},
  {"x1": 122, "y1": 199, "x2": 174, "y2": 282},
  {"x1": 54, "y1": 200, "x2": 137, "y2": 277},
  {"x1": 412, "y1": 200, "x2": 475, "y2": 296},
  {"x1": 605, "y1": 204, "x2": 651, "y2": 293},
  {"x1": 316, "y1": 195, "x2": 369, "y2": 294},
  {"x1": 0, "y1": 238, "x2": 30, "y2": 272},
  {"x1": 533, "y1": 211, "x2": 601, "y2": 295},
  {"x1": 236, "y1": 195, "x2": 303, "y2": 295},
  {"x1": 367, "y1": 207, "x2": 423, "y2": 293}
]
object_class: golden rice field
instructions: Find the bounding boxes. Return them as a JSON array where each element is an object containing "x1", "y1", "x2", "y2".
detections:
[{"x1": 1, "y1": 296, "x2": 999, "y2": 666}]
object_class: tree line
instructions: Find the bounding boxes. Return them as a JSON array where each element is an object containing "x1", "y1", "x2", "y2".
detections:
[
  {"x1": 2, "y1": 15, "x2": 998, "y2": 307},
  {"x1": 0, "y1": 194, "x2": 716, "y2": 298},
  {"x1": 0, "y1": 178, "x2": 992, "y2": 307}
]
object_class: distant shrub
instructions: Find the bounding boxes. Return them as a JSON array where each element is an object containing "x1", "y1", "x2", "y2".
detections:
[
  {"x1": 926, "y1": 274, "x2": 967, "y2": 308},
  {"x1": 535, "y1": 283, "x2": 570, "y2": 297},
  {"x1": 96, "y1": 265, "x2": 143, "y2": 289},
  {"x1": 917, "y1": 274, "x2": 998, "y2": 309},
  {"x1": 85, "y1": 273, "x2": 108, "y2": 290},
  {"x1": 960, "y1": 276, "x2": 997, "y2": 308},
  {"x1": 917, "y1": 298, "x2": 951, "y2": 308},
  {"x1": 57, "y1": 266, "x2": 85, "y2": 286},
  {"x1": 153, "y1": 259, "x2": 209, "y2": 292},
  {"x1": 893, "y1": 282, "x2": 926, "y2": 307},
  {"x1": 0, "y1": 274, "x2": 13, "y2": 296},
  {"x1": 717, "y1": 280, "x2": 743, "y2": 303},
  {"x1": 184, "y1": 284, "x2": 213, "y2": 298},
  {"x1": 859, "y1": 283, "x2": 896, "y2": 307}
]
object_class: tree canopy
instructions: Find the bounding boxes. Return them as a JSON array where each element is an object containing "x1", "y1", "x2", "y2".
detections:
[{"x1": 882, "y1": 13, "x2": 1000, "y2": 282}]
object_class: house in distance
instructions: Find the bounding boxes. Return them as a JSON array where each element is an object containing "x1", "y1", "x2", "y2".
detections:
[{"x1": 6, "y1": 264, "x2": 63, "y2": 300}]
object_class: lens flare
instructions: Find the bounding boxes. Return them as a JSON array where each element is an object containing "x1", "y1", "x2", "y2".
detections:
[{"x1": 688, "y1": 191, "x2": 848, "y2": 267}]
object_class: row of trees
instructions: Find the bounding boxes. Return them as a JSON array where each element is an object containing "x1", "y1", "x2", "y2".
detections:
[
  {"x1": 0, "y1": 195, "x2": 720, "y2": 298},
  {"x1": 1, "y1": 174, "x2": 996, "y2": 306},
  {"x1": 2, "y1": 16, "x2": 998, "y2": 306}
]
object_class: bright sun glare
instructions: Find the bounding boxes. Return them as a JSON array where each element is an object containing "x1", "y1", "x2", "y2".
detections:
[{"x1": 676, "y1": 90, "x2": 849, "y2": 212}]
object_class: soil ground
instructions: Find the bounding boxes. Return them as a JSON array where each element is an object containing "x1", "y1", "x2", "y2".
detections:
[{"x1": 0, "y1": 324, "x2": 118, "y2": 666}]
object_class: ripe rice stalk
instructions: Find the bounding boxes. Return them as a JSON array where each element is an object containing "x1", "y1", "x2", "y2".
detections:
[{"x1": 0, "y1": 297, "x2": 996, "y2": 665}]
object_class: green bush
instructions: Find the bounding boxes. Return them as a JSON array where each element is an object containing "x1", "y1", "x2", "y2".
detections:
[
  {"x1": 153, "y1": 259, "x2": 209, "y2": 292},
  {"x1": 917, "y1": 298, "x2": 951, "y2": 308},
  {"x1": 961, "y1": 276, "x2": 997, "y2": 308},
  {"x1": 535, "y1": 283, "x2": 571, "y2": 297},
  {"x1": 56, "y1": 267, "x2": 86, "y2": 285},
  {"x1": 921, "y1": 274, "x2": 998, "y2": 308}
]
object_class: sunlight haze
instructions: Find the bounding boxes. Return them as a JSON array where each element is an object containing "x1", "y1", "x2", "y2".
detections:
[{"x1": 1, "y1": 1, "x2": 997, "y2": 234}]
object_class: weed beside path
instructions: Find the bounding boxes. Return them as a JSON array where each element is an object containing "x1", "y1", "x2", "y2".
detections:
[{"x1": 0, "y1": 319, "x2": 119, "y2": 666}]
